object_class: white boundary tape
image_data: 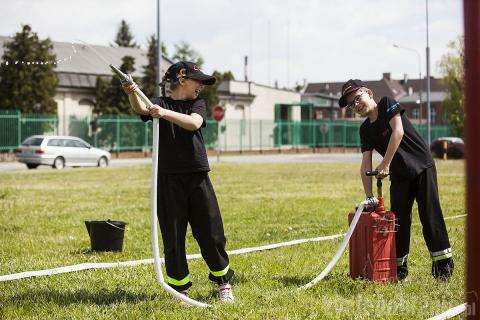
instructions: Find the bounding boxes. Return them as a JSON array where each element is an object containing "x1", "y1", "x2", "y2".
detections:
[
  {"x1": 0, "y1": 233, "x2": 344, "y2": 282},
  {"x1": 444, "y1": 214, "x2": 467, "y2": 220},
  {"x1": 427, "y1": 303, "x2": 467, "y2": 320},
  {"x1": 0, "y1": 213, "x2": 466, "y2": 283},
  {"x1": 0, "y1": 214, "x2": 467, "y2": 317}
]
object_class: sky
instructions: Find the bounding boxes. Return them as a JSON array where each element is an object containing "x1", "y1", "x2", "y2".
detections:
[{"x1": 0, "y1": 0, "x2": 463, "y2": 88}]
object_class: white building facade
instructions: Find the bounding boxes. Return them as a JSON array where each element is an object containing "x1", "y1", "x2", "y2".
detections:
[{"x1": 217, "y1": 80, "x2": 301, "y2": 150}]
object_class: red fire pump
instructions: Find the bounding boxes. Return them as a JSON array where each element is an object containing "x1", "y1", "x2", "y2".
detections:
[{"x1": 348, "y1": 171, "x2": 398, "y2": 282}]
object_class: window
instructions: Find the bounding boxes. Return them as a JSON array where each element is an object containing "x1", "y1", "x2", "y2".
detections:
[
  {"x1": 21, "y1": 137, "x2": 44, "y2": 146},
  {"x1": 332, "y1": 110, "x2": 338, "y2": 120},
  {"x1": 64, "y1": 139, "x2": 76, "y2": 147},
  {"x1": 47, "y1": 139, "x2": 62, "y2": 146},
  {"x1": 79, "y1": 99, "x2": 94, "y2": 107},
  {"x1": 72, "y1": 140, "x2": 89, "y2": 148},
  {"x1": 412, "y1": 108, "x2": 420, "y2": 119},
  {"x1": 430, "y1": 107, "x2": 436, "y2": 124}
]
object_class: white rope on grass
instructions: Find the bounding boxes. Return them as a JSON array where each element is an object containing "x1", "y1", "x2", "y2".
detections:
[
  {"x1": 0, "y1": 233, "x2": 344, "y2": 282},
  {"x1": 0, "y1": 212, "x2": 466, "y2": 283},
  {"x1": 444, "y1": 214, "x2": 467, "y2": 220},
  {"x1": 427, "y1": 303, "x2": 467, "y2": 320}
]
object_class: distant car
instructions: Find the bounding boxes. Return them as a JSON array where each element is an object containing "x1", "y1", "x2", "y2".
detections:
[
  {"x1": 15, "y1": 135, "x2": 111, "y2": 169},
  {"x1": 430, "y1": 137, "x2": 465, "y2": 159}
]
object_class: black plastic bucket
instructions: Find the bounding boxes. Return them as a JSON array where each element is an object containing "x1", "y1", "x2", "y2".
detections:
[{"x1": 85, "y1": 220, "x2": 127, "y2": 252}]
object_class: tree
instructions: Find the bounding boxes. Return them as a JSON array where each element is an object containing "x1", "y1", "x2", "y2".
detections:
[
  {"x1": 110, "y1": 56, "x2": 137, "y2": 114},
  {"x1": 113, "y1": 20, "x2": 138, "y2": 48},
  {"x1": 0, "y1": 25, "x2": 58, "y2": 113},
  {"x1": 94, "y1": 56, "x2": 137, "y2": 115},
  {"x1": 93, "y1": 76, "x2": 111, "y2": 115},
  {"x1": 141, "y1": 34, "x2": 168, "y2": 98},
  {"x1": 172, "y1": 41, "x2": 204, "y2": 67},
  {"x1": 199, "y1": 70, "x2": 234, "y2": 117},
  {"x1": 439, "y1": 36, "x2": 464, "y2": 137}
]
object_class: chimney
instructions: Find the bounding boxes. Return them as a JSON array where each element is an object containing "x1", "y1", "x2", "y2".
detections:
[
  {"x1": 382, "y1": 72, "x2": 391, "y2": 80},
  {"x1": 403, "y1": 73, "x2": 408, "y2": 84},
  {"x1": 244, "y1": 56, "x2": 248, "y2": 82}
]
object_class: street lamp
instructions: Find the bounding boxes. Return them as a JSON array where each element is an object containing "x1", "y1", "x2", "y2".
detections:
[
  {"x1": 392, "y1": 44, "x2": 423, "y2": 125},
  {"x1": 426, "y1": 0, "x2": 431, "y2": 145},
  {"x1": 156, "y1": 0, "x2": 162, "y2": 96}
]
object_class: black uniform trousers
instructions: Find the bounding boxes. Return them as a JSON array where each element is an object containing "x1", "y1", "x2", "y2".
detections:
[
  {"x1": 157, "y1": 171, "x2": 233, "y2": 291},
  {"x1": 390, "y1": 165, "x2": 451, "y2": 266}
]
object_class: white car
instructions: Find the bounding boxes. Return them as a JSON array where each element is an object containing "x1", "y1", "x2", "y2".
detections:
[{"x1": 15, "y1": 135, "x2": 111, "y2": 169}]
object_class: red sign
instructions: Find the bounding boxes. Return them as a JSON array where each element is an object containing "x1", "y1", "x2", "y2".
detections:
[{"x1": 212, "y1": 105, "x2": 225, "y2": 122}]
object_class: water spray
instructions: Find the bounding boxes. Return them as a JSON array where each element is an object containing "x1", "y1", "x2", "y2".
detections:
[{"x1": 0, "y1": 40, "x2": 78, "y2": 68}]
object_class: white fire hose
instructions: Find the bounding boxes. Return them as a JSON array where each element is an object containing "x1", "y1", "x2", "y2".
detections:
[
  {"x1": 302, "y1": 197, "x2": 378, "y2": 289},
  {"x1": 110, "y1": 65, "x2": 210, "y2": 307}
]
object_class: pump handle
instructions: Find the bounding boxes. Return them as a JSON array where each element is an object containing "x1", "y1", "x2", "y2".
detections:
[{"x1": 365, "y1": 170, "x2": 391, "y2": 177}]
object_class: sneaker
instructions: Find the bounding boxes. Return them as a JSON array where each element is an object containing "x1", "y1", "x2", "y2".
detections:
[
  {"x1": 178, "y1": 290, "x2": 189, "y2": 306},
  {"x1": 218, "y1": 283, "x2": 235, "y2": 303},
  {"x1": 397, "y1": 263, "x2": 408, "y2": 281},
  {"x1": 432, "y1": 258, "x2": 454, "y2": 281}
]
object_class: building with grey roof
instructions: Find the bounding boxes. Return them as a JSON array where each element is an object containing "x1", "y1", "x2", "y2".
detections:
[
  {"x1": 0, "y1": 36, "x2": 172, "y2": 134},
  {"x1": 304, "y1": 73, "x2": 449, "y2": 124}
]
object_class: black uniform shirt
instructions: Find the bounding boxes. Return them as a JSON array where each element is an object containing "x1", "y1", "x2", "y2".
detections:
[
  {"x1": 140, "y1": 97, "x2": 210, "y2": 174},
  {"x1": 359, "y1": 96, "x2": 434, "y2": 181}
]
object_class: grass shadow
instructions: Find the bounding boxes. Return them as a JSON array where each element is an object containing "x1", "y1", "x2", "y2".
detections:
[
  {"x1": 274, "y1": 275, "x2": 316, "y2": 287},
  {"x1": 4, "y1": 288, "x2": 155, "y2": 307},
  {"x1": 70, "y1": 247, "x2": 93, "y2": 255}
]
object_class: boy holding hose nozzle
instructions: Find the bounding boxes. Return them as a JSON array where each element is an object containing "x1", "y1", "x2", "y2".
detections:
[
  {"x1": 339, "y1": 79, "x2": 453, "y2": 281},
  {"x1": 122, "y1": 62, "x2": 235, "y2": 302}
]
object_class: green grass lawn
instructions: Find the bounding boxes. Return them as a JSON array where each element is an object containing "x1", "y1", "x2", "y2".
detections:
[{"x1": 0, "y1": 160, "x2": 465, "y2": 319}]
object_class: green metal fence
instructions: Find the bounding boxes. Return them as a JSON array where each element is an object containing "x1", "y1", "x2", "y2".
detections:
[
  {"x1": 0, "y1": 111, "x2": 453, "y2": 152},
  {"x1": 0, "y1": 110, "x2": 58, "y2": 151}
]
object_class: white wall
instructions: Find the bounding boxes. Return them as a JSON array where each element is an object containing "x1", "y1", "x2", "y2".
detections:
[
  {"x1": 218, "y1": 81, "x2": 300, "y2": 150},
  {"x1": 55, "y1": 91, "x2": 95, "y2": 135}
]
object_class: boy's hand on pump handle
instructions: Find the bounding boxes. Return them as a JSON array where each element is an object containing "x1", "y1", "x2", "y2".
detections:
[
  {"x1": 121, "y1": 74, "x2": 166, "y2": 118},
  {"x1": 374, "y1": 161, "x2": 390, "y2": 179}
]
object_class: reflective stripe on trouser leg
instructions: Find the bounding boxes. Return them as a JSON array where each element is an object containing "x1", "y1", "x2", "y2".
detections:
[
  {"x1": 431, "y1": 248, "x2": 452, "y2": 261},
  {"x1": 397, "y1": 254, "x2": 408, "y2": 266},
  {"x1": 210, "y1": 265, "x2": 229, "y2": 277},
  {"x1": 166, "y1": 274, "x2": 190, "y2": 287}
]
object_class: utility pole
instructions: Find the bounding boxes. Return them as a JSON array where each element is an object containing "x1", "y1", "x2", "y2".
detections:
[{"x1": 426, "y1": 0, "x2": 431, "y2": 145}]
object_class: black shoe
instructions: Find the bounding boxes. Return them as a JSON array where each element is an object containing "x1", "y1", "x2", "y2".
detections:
[
  {"x1": 432, "y1": 257, "x2": 454, "y2": 281},
  {"x1": 397, "y1": 263, "x2": 408, "y2": 281}
]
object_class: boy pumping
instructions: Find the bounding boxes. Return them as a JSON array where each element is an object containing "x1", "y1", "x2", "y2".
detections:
[{"x1": 339, "y1": 79, "x2": 454, "y2": 281}]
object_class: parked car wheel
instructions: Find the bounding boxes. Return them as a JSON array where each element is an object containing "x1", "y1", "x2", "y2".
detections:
[
  {"x1": 52, "y1": 156, "x2": 65, "y2": 170},
  {"x1": 26, "y1": 163, "x2": 39, "y2": 169},
  {"x1": 98, "y1": 156, "x2": 108, "y2": 168},
  {"x1": 430, "y1": 137, "x2": 465, "y2": 159}
]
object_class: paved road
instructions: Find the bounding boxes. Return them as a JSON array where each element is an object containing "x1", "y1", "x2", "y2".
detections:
[{"x1": 0, "y1": 153, "x2": 382, "y2": 172}]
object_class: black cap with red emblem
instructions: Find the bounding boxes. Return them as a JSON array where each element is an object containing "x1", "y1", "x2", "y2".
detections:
[
  {"x1": 162, "y1": 61, "x2": 216, "y2": 85},
  {"x1": 338, "y1": 79, "x2": 366, "y2": 108}
]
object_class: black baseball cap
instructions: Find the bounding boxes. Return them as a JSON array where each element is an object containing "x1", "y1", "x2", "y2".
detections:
[
  {"x1": 339, "y1": 79, "x2": 366, "y2": 108},
  {"x1": 162, "y1": 61, "x2": 216, "y2": 85}
]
